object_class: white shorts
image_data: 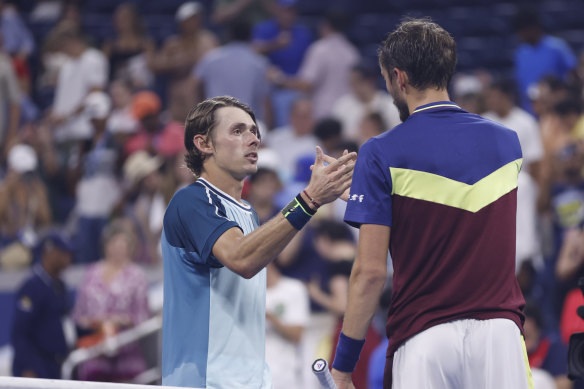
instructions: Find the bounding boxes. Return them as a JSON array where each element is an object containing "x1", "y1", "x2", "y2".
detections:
[{"x1": 392, "y1": 318, "x2": 533, "y2": 389}]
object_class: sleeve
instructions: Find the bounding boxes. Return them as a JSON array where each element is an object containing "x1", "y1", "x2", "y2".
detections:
[
  {"x1": 344, "y1": 140, "x2": 393, "y2": 228},
  {"x1": 194, "y1": 55, "x2": 210, "y2": 80},
  {"x1": 164, "y1": 186, "x2": 240, "y2": 266},
  {"x1": 555, "y1": 39, "x2": 577, "y2": 77},
  {"x1": 11, "y1": 281, "x2": 47, "y2": 376}
]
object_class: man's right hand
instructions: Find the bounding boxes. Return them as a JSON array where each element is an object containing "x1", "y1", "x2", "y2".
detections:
[{"x1": 305, "y1": 146, "x2": 357, "y2": 206}]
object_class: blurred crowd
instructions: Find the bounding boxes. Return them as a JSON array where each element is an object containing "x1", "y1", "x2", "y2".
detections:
[{"x1": 1, "y1": 0, "x2": 583, "y2": 388}]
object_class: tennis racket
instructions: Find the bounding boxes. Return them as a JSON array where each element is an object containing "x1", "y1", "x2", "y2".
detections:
[{"x1": 312, "y1": 359, "x2": 337, "y2": 389}]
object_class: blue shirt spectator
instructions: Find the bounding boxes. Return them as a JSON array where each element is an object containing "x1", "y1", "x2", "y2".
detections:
[{"x1": 252, "y1": 0, "x2": 312, "y2": 76}]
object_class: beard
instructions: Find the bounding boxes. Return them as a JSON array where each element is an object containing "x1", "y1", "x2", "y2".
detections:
[{"x1": 393, "y1": 95, "x2": 410, "y2": 122}]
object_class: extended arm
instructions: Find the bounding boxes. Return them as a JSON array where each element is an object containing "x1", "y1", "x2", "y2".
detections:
[
  {"x1": 213, "y1": 147, "x2": 356, "y2": 278},
  {"x1": 331, "y1": 224, "x2": 390, "y2": 388}
]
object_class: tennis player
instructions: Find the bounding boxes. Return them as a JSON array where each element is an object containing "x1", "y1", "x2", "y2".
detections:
[
  {"x1": 161, "y1": 96, "x2": 356, "y2": 388},
  {"x1": 330, "y1": 19, "x2": 533, "y2": 389}
]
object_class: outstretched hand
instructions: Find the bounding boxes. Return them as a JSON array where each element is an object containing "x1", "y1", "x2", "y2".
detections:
[{"x1": 305, "y1": 146, "x2": 357, "y2": 206}]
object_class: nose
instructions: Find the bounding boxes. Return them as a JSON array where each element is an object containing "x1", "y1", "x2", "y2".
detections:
[{"x1": 247, "y1": 130, "x2": 260, "y2": 146}]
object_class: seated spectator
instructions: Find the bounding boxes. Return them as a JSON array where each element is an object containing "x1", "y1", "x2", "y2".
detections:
[
  {"x1": 313, "y1": 117, "x2": 343, "y2": 155},
  {"x1": 107, "y1": 79, "x2": 138, "y2": 137},
  {"x1": 357, "y1": 111, "x2": 386, "y2": 146},
  {"x1": 332, "y1": 61, "x2": 400, "y2": 140},
  {"x1": 245, "y1": 167, "x2": 282, "y2": 224},
  {"x1": 524, "y1": 301, "x2": 572, "y2": 389},
  {"x1": 73, "y1": 219, "x2": 149, "y2": 382},
  {"x1": 11, "y1": 233, "x2": 73, "y2": 379},
  {"x1": 124, "y1": 91, "x2": 163, "y2": 157},
  {"x1": 102, "y1": 3, "x2": 155, "y2": 89},
  {"x1": 0, "y1": 144, "x2": 51, "y2": 254},
  {"x1": 121, "y1": 151, "x2": 166, "y2": 264}
]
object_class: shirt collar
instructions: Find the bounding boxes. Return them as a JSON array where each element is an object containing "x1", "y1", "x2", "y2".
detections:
[{"x1": 412, "y1": 101, "x2": 463, "y2": 115}]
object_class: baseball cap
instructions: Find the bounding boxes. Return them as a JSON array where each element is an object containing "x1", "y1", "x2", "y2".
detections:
[
  {"x1": 7, "y1": 144, "x2": 38, "y2": 174},
  {"x1": 176, "y1": 2, "x2": 203, "y2": 23},
  {"x1": 131, "y1": 91, "x2": 162, "y2": 120}
]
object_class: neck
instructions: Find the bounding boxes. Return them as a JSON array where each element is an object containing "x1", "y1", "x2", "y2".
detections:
[
  {"x1": 200, "y1": 165, "x2": 245, "y2": 201},
  {"x1": 406, "y1": 87, "x2": 451, "y2": 114}
]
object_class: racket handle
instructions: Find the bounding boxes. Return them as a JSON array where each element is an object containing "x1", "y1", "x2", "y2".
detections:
[{"x1": 312, "y1": 359, "x2": 338, "y2": 389}]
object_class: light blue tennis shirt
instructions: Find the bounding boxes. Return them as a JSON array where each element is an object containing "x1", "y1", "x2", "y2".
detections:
[{"x1": 161, "y1": 178, "x2": 272, "y2": 389}]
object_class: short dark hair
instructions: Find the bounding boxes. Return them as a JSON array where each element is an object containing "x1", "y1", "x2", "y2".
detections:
[
  {"x1": 313, "y1": 118, "x2": 342, "y2": 141},
  {"x1": 378, "y1": 18, "x2": 457, "y2": 91},
  {"x1": 184, "y1": 96, "x2": 258, "y2": 177},
  {"x1": 228, "y1": 18, "x2": 252, "y2": 42},
  {"x1": 323, "y1": 10, "x2": 349, "y2": 32},
  {"x1": 352, "y1": 59, "x2": 378, "y2": 82}
]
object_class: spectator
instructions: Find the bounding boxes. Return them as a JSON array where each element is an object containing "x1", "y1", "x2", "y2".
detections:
[
  {"x1": 483, "y1": 79, "x2": 544, "y2": 277},
  {"x1": 246, "y1": 167, "x2": 282, "y2": 224},
  {"x1": 211, "y1": 0, "x2": 273, "y2": 26},
  {"x1": 0, "y1": 144, "x2": 51, "y2": 251},
  {"x1": 524, "y1": 302, "x2": 572, "y2": 389},
  {"x1": 49, "y1": 29, "x2": 108, "y2": 144},
  {"x1": 149, "y1": 2, "x2": 218, "y2": 123},
  {"x1": 265, "y1": 98, "x2": 317, "y2": 181},
  {"x1": 11, "y1": 233, "x2": 74, "y2": 379},
  {"x1": 72, "y1": 92, "x2": 122, "y2": 264},
  {"x1": 106, "y1": 79, "x2": 138, "y2": 137},
  {"x1": 265, "y1": 262, "x2": 310, "y2": 389},
  {"x1": 270, "y1": 11, "x2": 359, "y2": 119},
  {"x1": 0, "y1": 31, "x2": 21, "y2": 152},
  {"x1": 357, "y1": 111, "x2": 386, "y2": 146},
  {"x1": 252, "y1": 0, "x2": 312, "y2": 127},
  {"x1": 102, "y1": 3, "x2": 155, "y2": 88},
  {"x1": 556, "y1": 227, "x2": 584, "y2": 284},
  {"x1": 124, "y1": 91, "x2": 163, "y2": 157},
  {"x1": 121, "y1": 151, "x2": 165, "y2": 264},
  {"x1": 194, "y1": 18, "x2": 272, "y2": 123},
  {"x1": 513, "y1": 8, "x2": 577, "y2": 114},
  {"x1": 73, "y1": 219, "x2": 149, "y2": 382},
  {"x1": 313, "y1": 117, "x2": 343, "y2": 155},
  {"x1": 0, "y1": 0, "x2": 35, "y2": 59},
  {"x1": 332, "y1": 61, "x2": 400, "y2": 140}
]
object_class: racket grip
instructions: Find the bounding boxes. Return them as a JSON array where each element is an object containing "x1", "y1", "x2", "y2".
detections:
[{"x1": 312, "y1": 359, "x2": 338, "y2": 389}]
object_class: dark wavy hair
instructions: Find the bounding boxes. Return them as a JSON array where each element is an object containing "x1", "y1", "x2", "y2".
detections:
[
  {"x1": 184, "y1": 96, "x2": 258, "y2": 177},
  {"x1": 378, "y1": 18, "x2": 457, "y2": 91}
]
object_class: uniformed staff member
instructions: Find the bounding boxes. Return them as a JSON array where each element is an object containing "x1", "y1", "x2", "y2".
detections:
[{"x1": 11, "y1": 234, "x2": 73, "y2": 379}]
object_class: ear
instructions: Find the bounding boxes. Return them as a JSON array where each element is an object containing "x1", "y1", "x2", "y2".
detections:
[
  {"x1": 394, "y1": 68, "x2": 409, "y2": 91},
  {"x1": 193, "y1": 134, "x2": 213, "y2": 156}
]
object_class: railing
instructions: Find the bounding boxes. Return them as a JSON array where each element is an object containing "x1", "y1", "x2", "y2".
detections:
[{"x1": 61, "y1": 315, "x2": 163, "y2": 383}]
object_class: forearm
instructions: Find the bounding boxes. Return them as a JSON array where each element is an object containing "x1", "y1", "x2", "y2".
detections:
[
  {"x1": 223, "y1": 213, "x2": 299, "y2": 278},
  {"x1": 341, "y1": 267, "x2": 386, "y2": 339},
  {"x1": 9, "y1": 103, "x2": 20, "y2": 135}
]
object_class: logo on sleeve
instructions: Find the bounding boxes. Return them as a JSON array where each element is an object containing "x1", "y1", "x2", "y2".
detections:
[
  {"x1": 349, "y1": 194, "x2": 365, "y2": 202},
  {"x1": 18, "y1": 296, "x2": 33, "y2": 312}
]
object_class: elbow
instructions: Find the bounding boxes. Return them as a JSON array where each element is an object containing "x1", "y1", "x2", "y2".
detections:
[
  {"x1": 352, "y1": 265, "x2": 386, "y2": 287},
  {"x1": 231, "y1": 261, "x2": 261, "y2": 280}
]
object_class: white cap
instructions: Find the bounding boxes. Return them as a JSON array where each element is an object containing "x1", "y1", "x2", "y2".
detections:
[
  {"x1": 8, "y1": 144, "x2": 38, "y2": 174},
  {"x1": 452, "y1": 74, "x2": 483, "y2": 98},
  {"x1": 85, "y1": 91, "x2": 111, "y2": 120},
  {"x1": 123, "y1": 151, "x2": 163, "y2": 186},
  {"x1": 176, "y1": 2, "x2": 203, "y2": 22}
]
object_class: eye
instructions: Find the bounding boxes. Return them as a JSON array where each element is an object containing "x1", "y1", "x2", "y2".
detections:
[{"x1": 233, "y1": 128, "x2": 242, "y2": 135}]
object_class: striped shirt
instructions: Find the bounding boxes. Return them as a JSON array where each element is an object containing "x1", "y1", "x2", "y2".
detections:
[{"x1": 161, "y1": 178, "x2": 271, "y2": 389}]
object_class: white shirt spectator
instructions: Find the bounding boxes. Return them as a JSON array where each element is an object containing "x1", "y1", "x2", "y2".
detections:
[
  {"x1": 266, "y1": 276, "x2": 310, "y2": 389},
  {"x1": 332, "y1": 91, "x2": 400, "y2": 140},
  {"x1": 52, "y1": 48, "x2": 108, "y2": 142},
  {"x1": 484, "y1": 107, "x2": 543, "y2": 269},
  {"x1": 298, "y1": 33, "x2": 359, "y2": 119}
]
